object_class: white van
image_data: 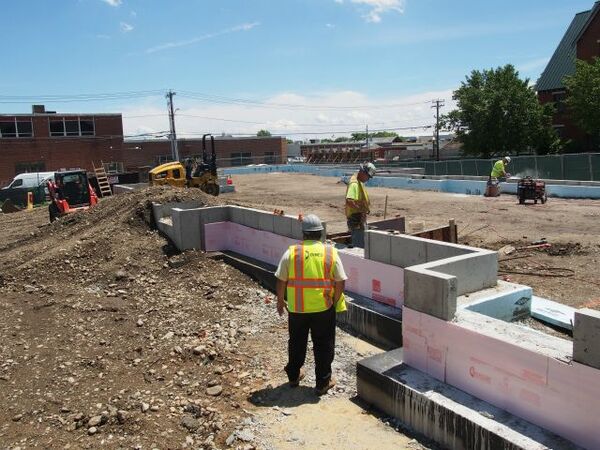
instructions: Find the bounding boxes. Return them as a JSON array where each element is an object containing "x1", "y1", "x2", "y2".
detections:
[{"x1": 2, "y1": 172, "x2": 55, "y2": 190}]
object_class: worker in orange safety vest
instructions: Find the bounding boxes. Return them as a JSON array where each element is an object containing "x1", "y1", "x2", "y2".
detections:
[{"x1": 275, "y1": 214, "x2": 347, "y2": 396}]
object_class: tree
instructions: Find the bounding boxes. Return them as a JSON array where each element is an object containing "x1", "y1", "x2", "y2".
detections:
[
  {"x1": 442, "y1": 65, "x2": 560, "y2": 157},
  {"x1": 257, "y1": 129, "x2": 272, "y2": 137},
  {"x1": 564, "y1": 57, "x2": 600, "y2": 144},
  {"x1": 350, "y1": 131, "x2": 400, "y2": 141}
]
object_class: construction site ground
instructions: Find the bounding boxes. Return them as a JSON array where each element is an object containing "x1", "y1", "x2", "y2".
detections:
[
  {"x1": 0, "y1": 186, "x2": 426, "y2": 450},
  {"x1": 227, "y1": 173, "x2": 600, "y2": 310},
  {"x1": 0, "y1": 172, "x2": 598, "y2": 449}
]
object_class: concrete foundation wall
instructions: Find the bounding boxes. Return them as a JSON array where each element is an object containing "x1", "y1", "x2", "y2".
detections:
[
  {"x1": 573, "y1": 308, "x2": 600, "y2": 370},
  {"x1": 365, "y1": 230, "x2": 475, "y2": 268},
  {"x1": 223, "y1": 164, "x2": 600, "y2": 199}
]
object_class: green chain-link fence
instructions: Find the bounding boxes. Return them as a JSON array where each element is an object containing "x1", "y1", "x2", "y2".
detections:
[{"x1": 392, "y1": 153, "x2": 599, "y2": 181}]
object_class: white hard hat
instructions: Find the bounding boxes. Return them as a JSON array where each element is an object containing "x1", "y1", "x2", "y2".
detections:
[
  {"x1": 302, "y1": 214, "x2": 324, "y2": 232},
  {"x1": 504, "y1": 156, "x2": 511, "y2": 163},
  {"x1": 361, "y1": 162, "x2": 377, "y2": 178}
]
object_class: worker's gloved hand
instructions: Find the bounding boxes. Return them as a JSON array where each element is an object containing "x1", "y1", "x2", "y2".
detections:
[{"x1": 506, "y1": 173, "x2": 511, "y2": 178}]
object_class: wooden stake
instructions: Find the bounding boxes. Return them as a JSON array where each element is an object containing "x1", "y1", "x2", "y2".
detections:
[{"x1": 384, "y1": 195, "x2": 388, "y2": 220}]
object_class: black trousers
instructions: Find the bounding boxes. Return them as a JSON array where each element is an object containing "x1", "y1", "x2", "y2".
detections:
[{"x1": 285, "y1": 307, "x2": 336, "y2": 389}]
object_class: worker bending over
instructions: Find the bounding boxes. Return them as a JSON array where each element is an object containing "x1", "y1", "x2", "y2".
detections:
[
  {"x1": 345, "y1": 162, "x2": 376, "y2": 248},
  {"x1": 490, "y1": 156, "x2": 511, "y2": 182},
  {"x1": 275, "y1": 214, "x2": 347, "y2": 396}
]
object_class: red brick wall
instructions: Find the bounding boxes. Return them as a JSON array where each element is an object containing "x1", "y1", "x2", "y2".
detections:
[
  {"x1": 577, "y1": 11, "x2": 600, "y2": 61},
  {"x1": 0, "y1": 114, "x2": 124, "y2": 184},
  {"x1": 0, "y1": 110, "x2": 287, "y2": 184},
  {"x1": 538, "y1": 90, "x2": 587, "y2": 144},
  {"x1": 122, "y1": 137, "x2": 287, "y2": 169}
]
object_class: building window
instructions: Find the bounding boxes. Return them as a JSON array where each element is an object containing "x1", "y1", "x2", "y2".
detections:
[
  {"x1": 264, "y1": 152, "x2": 277, "y2": 164},
  {"x1": 156, "y1": 155, "x2": 173, "y2": 165},
  {"x1": 15, "y1": 161, "x2": 46, "y2": 174},
  {"x1": 0, "y1": 118, "x2": 34, "y2": 138},
  {"x1": 49, "y1": 117, "x2": 96, "y2": 137},
  {"x1": 231, "y1": 152, "x2": 252, "y2": 166}
]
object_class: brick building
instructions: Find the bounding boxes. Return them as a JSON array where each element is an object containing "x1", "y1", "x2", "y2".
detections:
[
  {"x1": 0, "y1": 105, "x2": 123, "y2": 185},
  {"x1": 537, "y1": 1, "x2": 600, "y2": 149},
  {"x1": 0, "y1": 104, "x2": 287, "y2": 185},
  {"x1": 122, "y1": 136, "x2": 287, "y2": 170}
]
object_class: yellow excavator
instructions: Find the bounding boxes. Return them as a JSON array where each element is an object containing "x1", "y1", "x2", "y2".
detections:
[{"x1": 148, "y1": 134, "x2": 220, "y2": 196}]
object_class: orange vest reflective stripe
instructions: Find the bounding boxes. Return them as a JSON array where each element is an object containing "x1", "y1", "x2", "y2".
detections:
[{"x1": 287, "y1": 241, "x2": 336, "y2": 313}]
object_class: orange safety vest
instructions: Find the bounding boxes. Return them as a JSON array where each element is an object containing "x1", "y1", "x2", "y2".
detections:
[{"x1": 286, "y1": 241, "x2": 336, "y2": 313}]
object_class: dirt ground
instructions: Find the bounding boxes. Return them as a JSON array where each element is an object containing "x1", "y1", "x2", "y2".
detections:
[
  {"x1": 0, "y1": 173, "x2": 598, "y2": 449},
  {"x1": 227, "y1": 173, "x2": 600, "y2": 309},
  {"x1": 0, "y1": 187, "x2": 430, "y2": 449}
]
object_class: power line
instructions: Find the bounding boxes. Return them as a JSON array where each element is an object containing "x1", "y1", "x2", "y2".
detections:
[
  {"x1": 177, "y1": 90, "x2": 432, "y2": 111},
  {"x1": 176, "y1": 112, "x2": 428, "y2": 128},
  {"x1": 175, "y1": 124, "x2": 433, "y2": 137},
  {"x1": 0, "y1": 90, "x2": 165, "y2": 104}
]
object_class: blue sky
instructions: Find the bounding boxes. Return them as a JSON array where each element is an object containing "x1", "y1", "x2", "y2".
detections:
[{"x1": 0, "y1": 0, "x2": 595, "y2": 137}]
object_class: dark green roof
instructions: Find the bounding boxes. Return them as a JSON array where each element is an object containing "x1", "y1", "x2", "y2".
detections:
[{"x1": 536, "y1": 9, "x2": 592, "y2": 91}]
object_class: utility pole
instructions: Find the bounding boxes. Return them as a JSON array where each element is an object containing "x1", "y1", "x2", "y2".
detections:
[
  {"x1": 365, "y1": 125, "x2": 370, "y2": 161},
  {"x1": 431, "y1": 99, "x2": 445, "y2": 161},
  {"x1": 166, "y1": 90, "x2": 179, "y2": 161}
]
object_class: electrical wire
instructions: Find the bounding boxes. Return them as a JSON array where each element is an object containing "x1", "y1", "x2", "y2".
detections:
[{"x1": 177, "y1": 90, "x2": 433, "y2": 111}]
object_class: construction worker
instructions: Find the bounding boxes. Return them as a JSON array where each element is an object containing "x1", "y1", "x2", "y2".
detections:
[
  {"x1": 490, "y1": 156, "x2": 511, "y2": 182},
  {"x1": 345, "y1": 162, "x2": 376, "y2": 248},
  {"x1": 275, "y1": 214, "x2": 347, "y2": 396}
]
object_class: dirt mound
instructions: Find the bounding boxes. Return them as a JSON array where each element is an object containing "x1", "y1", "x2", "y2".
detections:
[{"x1": 0, "y1": 186, "x2": 276, "y2": 448}]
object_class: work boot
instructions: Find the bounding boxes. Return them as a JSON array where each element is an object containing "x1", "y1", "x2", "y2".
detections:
[
  {"x1": 289, "y1": 368, "x2": 305, "y2": 388},
  {"x1": 315, "y1": 377, "x2": 336, "y2": 396}
]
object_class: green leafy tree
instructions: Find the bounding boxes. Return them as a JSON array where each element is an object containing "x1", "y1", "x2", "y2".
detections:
[
  {"x1": 564, "y1": 57, "x2": 600, "y2": 144},
  {"x1": 442, "y1": 64, "x2": 560, "y2": 157},
  {"x1": 256, "y1": 129, "x2": 272, "y2": 137},
  {"x1": 350, "y1": 131, "x2": 400, "y2": 141}
]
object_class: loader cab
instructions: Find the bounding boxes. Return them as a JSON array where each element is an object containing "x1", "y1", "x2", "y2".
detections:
[
  {"x1": 148, "y1": 162, "x2": 186, "y2": 187},
  {"x1": 47, "y1": 169, "x2": 98, "y2": 222},
  {"x1": 55, "y1": 171, "x2": 91, "y2": 207}
]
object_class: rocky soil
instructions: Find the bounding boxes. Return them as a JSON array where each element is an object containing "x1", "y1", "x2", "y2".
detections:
[{"x1": 0, "y1": 186, "x2": 427, "y2": 449}]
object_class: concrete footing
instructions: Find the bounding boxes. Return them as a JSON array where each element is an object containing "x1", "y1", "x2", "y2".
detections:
[
  {"x1": 338, "y1": 294, "x2": 402, "y2": 349},
  {"x1": 357, "y1": 350, "x2": 578, "y2": 450}
]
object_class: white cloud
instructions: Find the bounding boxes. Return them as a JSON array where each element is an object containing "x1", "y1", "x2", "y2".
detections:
[
  {"x1": 120, "y1": 22, "x2": 134, "y2": 33},
  {"x1": 102, "y1": 0, "x2": 122, "y2": 7},
  {"x1": 118, "y1": 88, "x2": 455, "y2": 140},
  {"x1": 336, "y1": 0, "x2": 405, "y2": 23},
  {"x1": 130, "y1": 10, "x2": 137, "y2": 17},
  {"x1": 146, "y1": 22, "x2": 260, "y2": 54},
  {"x1": 517, "y1": 57, "x2": 550, "y2": 73},
  {"x1": 326, "y1": 23, "x2": 335, "y2": 28}
]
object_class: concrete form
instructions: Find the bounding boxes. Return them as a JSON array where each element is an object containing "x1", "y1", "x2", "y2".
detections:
[{"x1": 151, "y1": 201, "x2": 600, "y2": 449}]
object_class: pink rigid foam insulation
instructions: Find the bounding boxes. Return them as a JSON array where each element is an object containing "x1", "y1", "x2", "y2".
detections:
[
  {"x1": 402, "y1": 307, "x2": 600, "y2": 449},
  {"x1": 204, "y1": 222, "x2": 403, "y2": 308},
  {"x1": 338, "y1": 250, "x2": 404, "y2": 308}
]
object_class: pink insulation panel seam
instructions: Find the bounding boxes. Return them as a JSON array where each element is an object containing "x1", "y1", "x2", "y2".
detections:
[
  {"x1": 402, "y1": 307, "x2": 600, "y2": 449},
  {"x1": 204, "y1": 222, "x2": 403, "y2": 308}
]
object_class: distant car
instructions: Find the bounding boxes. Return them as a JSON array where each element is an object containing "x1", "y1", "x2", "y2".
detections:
[{"x1": 2, "y1": 172, "x2": 55, "y2": 190}]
